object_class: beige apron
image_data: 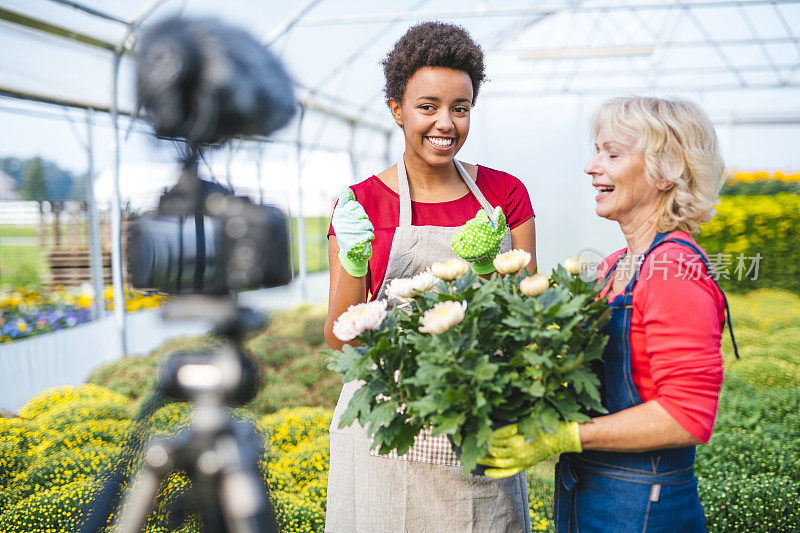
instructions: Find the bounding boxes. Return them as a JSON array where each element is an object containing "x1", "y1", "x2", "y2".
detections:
[{"x1": 325, "y1": 160, "x2": 530, "y2": 532}]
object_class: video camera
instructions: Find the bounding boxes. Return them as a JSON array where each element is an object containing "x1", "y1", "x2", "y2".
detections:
[
  {"x1": 126, "y1": 15, "x2": 297, "y2": 294},
  {"x1": 80, "y1": 16, "x2": 299, "y2": 533}
]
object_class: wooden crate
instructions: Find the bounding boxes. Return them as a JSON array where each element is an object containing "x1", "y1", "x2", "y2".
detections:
[{"x1": 45, "y1": 247, "x2": 113, "y2": 289}]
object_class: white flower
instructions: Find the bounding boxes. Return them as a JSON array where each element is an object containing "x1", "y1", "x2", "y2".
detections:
[
  {"x1": 418, "y1": 300, "x2": 467, "y2": 334},
  {"x1": 411, "y1": 270, "x2": 440, "y2": 293},
  {"x1": 564, "y1": 257, "x2": 587, "y2": 275},
  {"x1": 493, "y1": 249, "x2": 531, "y2": 274},
  {"x1": 520, "y1": 274, "x2": 549, "y2": 297},
  {"x1": 332, "y1": 299, "x2": 388, "y2": 341},
  {"x1": 385, "y1": 277, "x2": 416, "y2": 301},
  {"x1": 431, "y1": 259, "x2": 470, "y2": 281},
  {"x1": 386, "y1": 270, "x2": 439, "y2": 301}
]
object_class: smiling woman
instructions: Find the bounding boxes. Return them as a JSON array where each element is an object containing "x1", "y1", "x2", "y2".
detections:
[{"x1": 323, "y1": 21, "x2": 536, "y2": 532}]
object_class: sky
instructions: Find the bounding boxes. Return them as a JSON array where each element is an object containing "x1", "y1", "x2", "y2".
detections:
[{"x1": 1, "y1": 0, "x2": 799, "y2": 269}]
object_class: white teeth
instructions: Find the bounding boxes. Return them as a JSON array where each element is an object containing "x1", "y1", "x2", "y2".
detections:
[
  {"x1": 427, "y1": 137, "x2": 453, "y2": 148},
  {"x1": 595, "y1": 186, "x2": 614, "y2": 193}
]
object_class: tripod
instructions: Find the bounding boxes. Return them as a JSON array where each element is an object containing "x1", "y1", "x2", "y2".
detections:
[{"x1": 80, "y1": 296, "x2": 280, "y2": 533}]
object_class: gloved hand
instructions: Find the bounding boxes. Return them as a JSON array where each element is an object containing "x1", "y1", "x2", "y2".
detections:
[
  {"x1": 332, "y1": 187, "x2": 374, "y2": 277},
  {"x1": 477, "y1": 422, "x2": 582, "y2": 478},
  {"x1": 451, "y1": 207, "x2": 508, "y2": 274}
]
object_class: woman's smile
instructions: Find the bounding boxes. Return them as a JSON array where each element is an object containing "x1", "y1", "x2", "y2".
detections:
[{"x1": 425, "y1": 136, "x2": 456, "y2": 151}]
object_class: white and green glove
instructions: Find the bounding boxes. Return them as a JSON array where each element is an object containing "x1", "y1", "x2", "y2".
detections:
[
  {"x1": 451, "y1": 207, "x2": 508, "y2": 274},
  {"x1": 477, "y1": 422, "x2": 582, "y2": 478},
  {"x1": 332, "y1": 187, "x2": 374, "y2": 277}
]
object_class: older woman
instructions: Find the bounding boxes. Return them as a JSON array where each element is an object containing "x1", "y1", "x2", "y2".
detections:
[
  {"x1": 479, "y1": 96, "x2": 738, "y2": 532},
  {"x1": 323, "y1": 22, "x2": 536, "y2": 532}
]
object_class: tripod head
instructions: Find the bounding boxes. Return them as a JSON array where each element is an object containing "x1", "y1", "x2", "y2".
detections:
[{"x1": 158, "y1": 296, "x2": 264, "y2": 406}]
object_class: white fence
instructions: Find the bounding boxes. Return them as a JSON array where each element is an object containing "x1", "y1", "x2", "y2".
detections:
[
  {"x1": 0, "y1": 201, "x2": 41, "y2": 225},
  {"x1": 0, "y1": 271, "x2": 329, "y2": 412}
]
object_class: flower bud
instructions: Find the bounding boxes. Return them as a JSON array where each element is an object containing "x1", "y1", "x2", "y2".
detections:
[
  {"x1": 431, "y1": 259, "x2": 470, "y2": 281},
  {"x1": 493, "y1": 249, "x2": 532, "y2": 275},
  {"x1": 520, "y1": 274, "x2": 549, "y2": 297},
  {"x1": 564, "y1": 257, "x2": 587, "y2": 275}
]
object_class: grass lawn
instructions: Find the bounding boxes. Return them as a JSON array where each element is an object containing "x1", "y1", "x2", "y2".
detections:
[{"x1": 0, "y1": 244, "x2": 44, "y2": 288}]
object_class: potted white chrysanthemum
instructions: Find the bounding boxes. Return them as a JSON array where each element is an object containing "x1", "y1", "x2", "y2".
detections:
[{"x1": 326, "y1": 253, "x2": 609, "y2": 474}]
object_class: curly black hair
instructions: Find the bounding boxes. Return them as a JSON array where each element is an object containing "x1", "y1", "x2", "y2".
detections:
[{"x1": 382, "y1": 21, "x2": 486, "y2": 107}]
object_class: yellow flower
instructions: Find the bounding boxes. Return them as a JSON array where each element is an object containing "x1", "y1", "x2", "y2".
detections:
[{"x1": 75, "y1": 294, "x2": 93, "y2": 309}]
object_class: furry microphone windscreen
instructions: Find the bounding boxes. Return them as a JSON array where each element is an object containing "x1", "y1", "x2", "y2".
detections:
[{"x1": 135, "y1": 17, "x2": 296, "y2": 145}]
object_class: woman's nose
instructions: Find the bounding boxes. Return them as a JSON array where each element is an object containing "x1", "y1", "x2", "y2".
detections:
[
  {"x1": 434, "y1": 111, "x2": 455, "y2": 131},
  {"x1": 584, "y1": 154, "x2": 601, "y2": 175}
]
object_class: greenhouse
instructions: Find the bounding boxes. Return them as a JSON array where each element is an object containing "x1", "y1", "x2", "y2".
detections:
[{"x1": 0, "y1": 1, "x2": 798, "y2": 531}]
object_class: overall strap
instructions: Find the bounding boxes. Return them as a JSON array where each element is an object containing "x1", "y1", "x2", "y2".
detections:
[
  {"x1": 396, "y1": 159, "x2": 497, "y2": 227},
  {"x1": 625, "y1": 233, "x2": 739, "y2": 360},
  {"x1": 659, "y1": 238, "x2": 740, "y2": 360}
]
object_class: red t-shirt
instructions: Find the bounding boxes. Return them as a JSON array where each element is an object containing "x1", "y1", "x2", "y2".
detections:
[
  {"x1": 328, "y1": 165, "x2": 535, "y2": 299},
  {"x1": 597, "y1": 231, "x2": 725, "y2": 443}
]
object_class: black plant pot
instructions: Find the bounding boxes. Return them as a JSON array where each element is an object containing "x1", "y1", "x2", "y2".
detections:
[{"x1": 447, "y1": 435, "x2": 489, "y2": 476}]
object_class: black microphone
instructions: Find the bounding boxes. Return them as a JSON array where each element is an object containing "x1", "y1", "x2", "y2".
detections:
[{"x1": 135, "y1": 16, "x2": 297, "y2": 145}]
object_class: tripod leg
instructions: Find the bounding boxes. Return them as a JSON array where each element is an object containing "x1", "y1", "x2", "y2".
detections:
[{"x1": 111, "y1": 443, "x2": 171, "y2": 533}]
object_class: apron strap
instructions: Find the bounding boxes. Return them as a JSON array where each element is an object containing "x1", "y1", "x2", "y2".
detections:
[
  {"x1": 454, "y1": 160, "x2": 496, "y2": 214},
  {"x1": 397, "y1": 159, "x2": 413, "y2": 227},
  {"x1": 396, "y1": 159, "x2": 498, "y2": 227},
  {"x1": 624, "y1": 233, "x2": 740, "y2": 360}
]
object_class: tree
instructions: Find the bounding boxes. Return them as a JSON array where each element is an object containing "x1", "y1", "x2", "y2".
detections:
[
  {"x1": 20, "y1": 157, "x2": 46, "y2": 202},
  {"x1": 20, "y1": 157, "x2": 48, "y2": 247}
]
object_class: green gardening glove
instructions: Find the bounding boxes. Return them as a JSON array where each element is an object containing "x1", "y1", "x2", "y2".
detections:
[
  {"x1": 451, "y1": 207, "x2": 508, "y2": 274},
  {"x1": 332, "y1": 187, "x2": 374, "y2": 277},
  {"x1": 477, "y1": 422, "x2": 582, "y2": 479}
]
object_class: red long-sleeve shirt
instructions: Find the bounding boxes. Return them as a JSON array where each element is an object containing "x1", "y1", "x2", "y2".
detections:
[
  {"x1": 328, "y1": 165, "x2": 535, "y2": 299},
  {"x1": 598, "y1": 231, "x2": 725, "y2": 443}
]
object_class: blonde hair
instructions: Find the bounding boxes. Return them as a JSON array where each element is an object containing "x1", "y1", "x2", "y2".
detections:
[{"x1": 591, "y1": 96, "x2": 724, "y2": 234}]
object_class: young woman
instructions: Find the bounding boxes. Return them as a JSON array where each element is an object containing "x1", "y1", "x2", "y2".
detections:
[{"x1": 324, "y1": 22, "x2": 536, "y2": 532}]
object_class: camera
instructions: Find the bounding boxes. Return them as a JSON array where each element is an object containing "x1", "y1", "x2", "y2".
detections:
[
  {"x1": 79, "y1": 17, "x2": 298, "y2": 533},
  {"x1": 127, "y1": 177, "x2": 292, "y2": 294},
  {"x1": 125, "y1": 15, "x2": 297, "y2": 295}
]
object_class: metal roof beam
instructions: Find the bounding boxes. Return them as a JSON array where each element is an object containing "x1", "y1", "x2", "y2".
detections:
[
  {"x1": 683, "y1": 6, "x2": 747, "y2": 86},
  {"x1": 0, "y1": 6, "x2": 117, "y2": 51},
  {"x1": 263, "y1": 0, "x2": 323, "y2": 46},
  {"x1": 515, "y1": 37, "x2": 800, "y2": 60},
  {"x1": 43, "y1": 0, "x2": 131, "y2": 25},
  {"x1": 493, "y1": 63, "x2": 800, "y2": 79},
  {"x1": 296, "y1": 0, "x2": 800, "y2": 26},
  {"x1": 483, "y1": 81, "x2": 800, "y2": 97}
]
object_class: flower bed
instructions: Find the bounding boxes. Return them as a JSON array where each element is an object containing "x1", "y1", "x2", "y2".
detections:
[{"x1": 0, "y1": 286, "x2": 167, "y2": 343}]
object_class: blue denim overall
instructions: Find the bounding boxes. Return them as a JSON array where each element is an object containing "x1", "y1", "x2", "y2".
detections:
[{"x1": 554, "y1": 232, "x2": 739, "y2": 533}]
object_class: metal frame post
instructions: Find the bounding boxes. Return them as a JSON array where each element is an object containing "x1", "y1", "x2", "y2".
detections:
[
  {"x1": 110, "y1": 51, "x2": 127, "y2": 353},
  {"x1": 84, "y1": 109, "x2": 105, "y2": 319},
  {"x1": 295, "y1": 106, "x2": 307, "y2": 300}
]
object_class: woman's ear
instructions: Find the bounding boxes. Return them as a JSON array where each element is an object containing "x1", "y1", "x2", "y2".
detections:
[
  {"x1": 389, "y1": 98, "x2": 403, "y2": 127},
  {"x1": 655, "y1": 177, "x2": 675, "y2": 191}
]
